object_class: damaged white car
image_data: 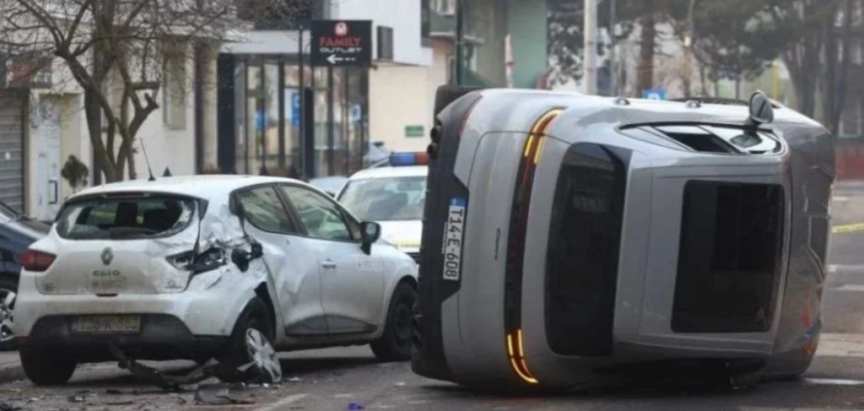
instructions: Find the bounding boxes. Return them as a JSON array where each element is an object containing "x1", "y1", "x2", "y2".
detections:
[{"x1": 12, "y1": 176, "x2": 418, "y2": 386}]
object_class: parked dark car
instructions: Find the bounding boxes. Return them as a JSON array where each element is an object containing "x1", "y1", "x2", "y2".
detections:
[{"x1": 0, "y1": 202, "x2": 49, "y2": 350}]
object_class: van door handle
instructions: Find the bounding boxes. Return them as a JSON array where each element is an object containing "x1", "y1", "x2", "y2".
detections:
[{"x1": 321, "y1": 260, "x2": 337, "y2": 269}]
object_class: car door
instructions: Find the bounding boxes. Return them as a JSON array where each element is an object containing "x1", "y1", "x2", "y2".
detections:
[
  {"x1": 235, "y1": 185, "x2": 328, "y2": 336},
  {"x1": 278, "y1": 184, "x2": 387, "y2": 335}
]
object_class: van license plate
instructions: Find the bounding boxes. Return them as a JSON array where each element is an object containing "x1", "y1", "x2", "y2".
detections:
[
  {"x1": 71, "y1": 316, "x2": 141, "y2": 334},
  {"x1": 443, "y1": 198, "x2": 467, "y2": 282}
]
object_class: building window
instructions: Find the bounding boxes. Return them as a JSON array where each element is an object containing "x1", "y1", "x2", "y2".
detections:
[
  {"x1": 163, "y1": 41, "x2": 187, "y2": 130},
  {"x1": 840, "y1": 100, "x2": 862, "y2": 138},
  {"x1": 432, "y1": 0, "x2": 456, "y2": 14},
  {"x1": 378, "y1": 26, "x2": 394, "y2": 61},
  {"x1": 421, "y1": 0, "x2": 431, "y2": 46}
]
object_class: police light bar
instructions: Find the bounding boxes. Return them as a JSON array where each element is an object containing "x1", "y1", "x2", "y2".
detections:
[{"x1": 389, "y1": 152, "x2": 429, "y2": 166}]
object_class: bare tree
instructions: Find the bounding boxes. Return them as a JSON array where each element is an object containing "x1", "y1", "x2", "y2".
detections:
[{"x1": 0, "y1": 0, "x2": 295, "y2": 182}]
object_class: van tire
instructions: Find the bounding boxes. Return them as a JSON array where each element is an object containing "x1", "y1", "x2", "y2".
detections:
[
  {"x1": 20, "y1": 347, "x2": 77, "y2": 386},
  {"x1": 217, "y1": 297, "x2": 275, "y2": 382},
  {"x1": 371, "y1": 282, "x2": 416, "y2": 362}
]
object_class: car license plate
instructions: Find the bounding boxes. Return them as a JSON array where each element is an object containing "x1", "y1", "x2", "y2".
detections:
[
  {"x1": 71, "y1": 316, "x2": 141, "y2": 334},
  {"x1": 443, "y1": 198, "x2": 467, "y2": 282}
]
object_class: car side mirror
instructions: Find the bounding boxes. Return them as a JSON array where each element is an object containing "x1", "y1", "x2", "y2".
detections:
[
  {"x1": 360, "y1": 221, "x2": 381, "y2": 255},
  {"x1": 747, "y1": 91, "x2": 774, "y2": 126}
]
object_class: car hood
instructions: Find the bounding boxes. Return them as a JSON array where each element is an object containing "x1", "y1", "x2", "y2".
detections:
[{"x1": 378, "y1": 220, "x2": 422, "y2": 252}]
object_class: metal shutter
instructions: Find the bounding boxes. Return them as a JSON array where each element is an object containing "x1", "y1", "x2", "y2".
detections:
[{"x1": 0, "y1": 93, "x2": 25, "y2": 213}]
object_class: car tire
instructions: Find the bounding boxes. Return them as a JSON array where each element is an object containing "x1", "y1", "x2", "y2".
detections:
[
  {"x1": 0, "y1": 277, "x2": 18, "y2": 352},
  {"x1": 371, "y1": 282, "x2": 416, "y2": 362},
  {"x1": 217, "y1": 297, "x2": 276, "y2": 382},
  {"x1": 20, "y1": 347, "x2": 77, "y2": 386}
]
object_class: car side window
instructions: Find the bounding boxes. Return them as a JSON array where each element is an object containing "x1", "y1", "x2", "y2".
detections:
[
  {"x1": 236, "y1": 186, "x2": 296, "y2": 234},
  {"x1": 279, "y1": 185, "x2": 354, "y2": 242}
]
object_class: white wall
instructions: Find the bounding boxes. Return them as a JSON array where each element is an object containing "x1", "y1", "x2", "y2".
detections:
[
  {"x1": 331, "y1": 0, "x2": 432, "y2": 66},
  {"x1": 370, "y1": 40, "x2": 451, "y2": 153}
]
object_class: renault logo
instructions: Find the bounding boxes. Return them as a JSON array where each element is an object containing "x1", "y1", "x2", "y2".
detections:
[{"x1": 101, "y1": 248, "x2": 113, "y2": 266}]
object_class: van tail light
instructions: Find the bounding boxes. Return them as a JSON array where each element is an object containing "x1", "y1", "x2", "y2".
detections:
[{"x1": 21, "y1": 249, "x2": 56, "y2": 272}]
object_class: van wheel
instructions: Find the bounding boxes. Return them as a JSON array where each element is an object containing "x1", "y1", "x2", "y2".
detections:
[
  {"x1": 371, "y1": 283, "x2": 416, "y2": 362},
  {"x1": 217, "y1": 297, "x2": 280, "y2": 383},
  {"x1": 20, "y1": 347, "x2": 77, "y2": 386},
  {"x1": 0, "y1": 277, "x2": 17, "y2": 351}
]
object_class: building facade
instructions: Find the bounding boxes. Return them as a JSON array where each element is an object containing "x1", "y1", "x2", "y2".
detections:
[
  {"x1": 1, "y1": 35, "x2": 218, "y2": 220},
  {"x1": 217, "y1": 0, "x2": 432, "y2": 179}
]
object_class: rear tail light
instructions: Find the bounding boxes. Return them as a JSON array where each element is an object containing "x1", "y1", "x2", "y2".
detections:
[
  {"x1": 167, "y1": 247, "x2": 227, "y2": 273},
  {"x1": 21, "y1": 249, "x2": 56, "y2": 272}
]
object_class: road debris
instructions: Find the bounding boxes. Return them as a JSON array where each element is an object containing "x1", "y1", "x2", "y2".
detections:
[
  {"x1": 67, "y1": 390, "x2": 95, "y2": 403},
  {"x1": 0, "y1": 402, "x2": 21, "y2": 411},
  {"x1": 193, "y1": 386, "x2": 254, "y2": 406},
  {"x1": 110, "y1": 328, "x2": 281, "y2": 391},
  {"x1": 348, "y1": 402, "x2": 365, "y2": 410}
]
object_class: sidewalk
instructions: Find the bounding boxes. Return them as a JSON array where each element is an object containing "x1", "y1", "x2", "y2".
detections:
[{"x1": 836, "y1": 180, "x2": 864, "y2": 190}]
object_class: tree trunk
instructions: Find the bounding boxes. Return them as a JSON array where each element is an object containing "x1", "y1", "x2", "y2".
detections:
[
  {"x1": 637, "y1": 10, "x2": 656, "y2": 95},
  {"x1": 829, "y1": 0, "x2": 854, "y2": 133},
  {"x1": 84, "y1": 90, "x2": 117, "y2": 182},
  {"x1": 821, "y1": 20, "x2": 838, "y2": 132}
]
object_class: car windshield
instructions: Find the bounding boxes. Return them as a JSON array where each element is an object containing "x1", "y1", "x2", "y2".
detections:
[
  {"x1": 56, "y1": 194, "x2": 197, "y2": 240},
  {"x1": 338, "y1": 176, "x2": 426, "y2": 222}
]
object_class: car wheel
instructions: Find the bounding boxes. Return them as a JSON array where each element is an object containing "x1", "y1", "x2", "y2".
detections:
[
  {"x1": 371, "y1": 282, "x2": 416, "y2": 362},
  {"x1": 217, "y1": 297, "x2": 280, "y2": 383},
  {"x1": 20, "y1": 347, "x2": 77, "y2": 386},
  {"x1": 0, "y1": 277, "x2": 17, "y2": 352}
]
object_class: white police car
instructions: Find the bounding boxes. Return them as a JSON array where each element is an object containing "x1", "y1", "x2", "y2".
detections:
[{"x1": 337, "y1": 153, "x2": 428, "y2": 263}]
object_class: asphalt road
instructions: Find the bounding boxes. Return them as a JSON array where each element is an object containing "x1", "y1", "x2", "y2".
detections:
[{"x1": 3, "y1": 186, "x2": 864, "y2": 411}]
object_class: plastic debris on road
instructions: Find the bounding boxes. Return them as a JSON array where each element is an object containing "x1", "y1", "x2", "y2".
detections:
[{"x1": 348, "y1": 402, "x2": 365, "y2": 410}]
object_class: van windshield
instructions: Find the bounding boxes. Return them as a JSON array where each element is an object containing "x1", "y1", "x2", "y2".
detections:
[{"x1": 56, "y1": 195, "x2": 197, "y2": 240}]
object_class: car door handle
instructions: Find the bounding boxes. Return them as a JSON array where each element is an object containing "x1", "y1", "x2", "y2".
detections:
[{"x1": 321, "y1": 260, "x2": 337, "y2": 270}]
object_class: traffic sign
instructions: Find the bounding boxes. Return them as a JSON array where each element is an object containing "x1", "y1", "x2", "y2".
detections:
[
  {"x1": 642, "y1": 89, "x2": 667, "y2": 100},
  {"x1": 311, "y1": 20, "x2": 372, "y2": 67}
]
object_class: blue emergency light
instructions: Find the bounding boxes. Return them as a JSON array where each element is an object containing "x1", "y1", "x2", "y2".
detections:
[{"x1": 389, "y1": 152, "x2": 429, "y2": 167}]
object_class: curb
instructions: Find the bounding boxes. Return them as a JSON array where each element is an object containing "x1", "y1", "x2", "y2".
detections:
[
  {"x1": 0, "y1": 351, "x2": 23, "y2": 384},
  {"x1": 0, "y1": 363, "x2": 24, "y2": 384}
]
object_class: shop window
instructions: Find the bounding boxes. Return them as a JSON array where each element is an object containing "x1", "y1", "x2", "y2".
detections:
[
  {"x1": 673, "y1": 181, "x2": 784, "y2": 333},
  {"x1": 264, "y1": 63, "x2": 280, "y2": 171}
]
